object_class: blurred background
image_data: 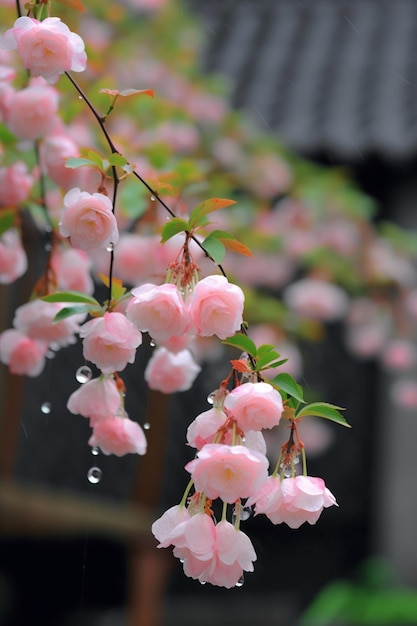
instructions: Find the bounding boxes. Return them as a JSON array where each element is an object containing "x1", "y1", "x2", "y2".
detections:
[{"x1": 2, "y1": 0, "x2": 417, "y2": 624}]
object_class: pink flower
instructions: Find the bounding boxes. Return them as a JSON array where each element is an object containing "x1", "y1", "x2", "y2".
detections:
[
  {"x1": 126, "y1": 282, "x2": 189, "y2": 343},
  {"x1": 250, "y1": 475, "x2": 337, "y2": 528},
  {"x1": 0, "y1": 328, "x2": 47, "y2": 376},
  {"x1": 0, "y1": 161, "x2": 33, "y2": 207},
  {"x1": 153, "y1": 509, "x2": 257, "y2": 588},
  {"x1": 13, "y1": 299, "x2": 82, "y2": 347},
  {"x1": 88, "y1": 415, "x2": 147, "y2": 456},
  {"x1": 144, "y1": 347, "x2": 201, "y2": 393},
  {"x1": 189, "y1": 275, "x2": 244, "y2": 340},
  {"x1": 0, "y1": 228, "x2": 27, "y2": 283},
  {"x1": 51, "y1": 247, "x2": 94, "y2": 294},
  {"x1": 0, "y1": 17, "x2": 87, "y2": 83},
  {"x1": 186, "y1": 407, "x2": 228, "y2": 449},
  {"x1": 152, "y1": 505, "x2": 191, "y2": 546},
  {"x1": 5, "y1": 80, "x2": 59, "y2": 140},
  {"x1": 79, "y1": 312, "x2": 142, "y2": 374},
  {"x1": 283, "y1": 278, "x2": 349, "y2": 322},
  {"x1": 223, "y1": 382, "x2": 283, "y2": 432},
  {"x1": 59, "y1": 187, "x2": 119, "y2": 250},
  {"x1": 67, "y1": 376, "x2": 121, "y2": 425},
  {"x1": 205, "y1": 521, "x2": 256, "y2": 588},
  {"x1": 186, "y1": 443, "x2": 269, "y2": 503},
  {"x1": 391, "y1": 379, "x2": 417, "y2": 410}
]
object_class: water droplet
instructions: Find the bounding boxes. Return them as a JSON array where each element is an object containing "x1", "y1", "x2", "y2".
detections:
[
  {"x1": 206, "y1": 391, "x2": 216, "y2": 404},
  {"x1": 78, "y1": 95, "x2": 83, "y2": 99},
  {"x1": 284, "y1": 467, "x2": 292, "y2": 478},
  {"x1": 241, "y1": 436, "x2": 246, "y2": 443},
  {"x1": 235, "y1": 575, "x2": 244, "y2": 587},
  {"x1": 143, "y1": 422, "x2": 151, "y2": 430},
  {"x1": 44, "y1": 243, "x2": 52, "y2": 252},
  {"x1": 179, "y1": 559, "x2": 184, "y2": 563},
  {"x1": 75, "y1": 365, "x2": 92, "y2": 384},
  {"x1": 40, "y1": 402, "x2": 51, "y2": 414},
  {"x1": 149, "y1": 339, "x2": 156, "y2": 347},
  {"x1": 91, "y1": 446, "x2": 99, "y2": 456},
  {"x1": 199, "y1": 580, "x2": 206, "y2": 585},
  {"x1": 87, "y1": 467, "x2": 102, "y2": 484},
  {"x1": 150, "y1": 195, "x2": 156, "y2": 202},
  {"x1": 106, "y1": 242, "x2": 114, "y2": 252},
  {"x1": 240, "y1": 506, "x2": 252, "y2": 521}
]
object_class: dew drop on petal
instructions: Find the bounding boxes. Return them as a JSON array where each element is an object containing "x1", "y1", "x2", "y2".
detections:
[
  {"x1": 40, "y1": 402, "x2": 51, "y2": 414},
  {"x1": 75, "y1": 365, "x2": 93, "y2": 384},
  {"x1": 106, "y1": 242, "x2": 114, "y2": 252},
  {"x1": 235, "y1": 575, "x2": 244, "y2": 588},
  {"x1": 143, "y1": 422, "x2": 151, "y2": 430},
  {"x1": 87, "y1": 467, "x2": 102, "y2": 484},
  {"x1": 91, "y1": 446, "x2": 99, "y2": 456}
]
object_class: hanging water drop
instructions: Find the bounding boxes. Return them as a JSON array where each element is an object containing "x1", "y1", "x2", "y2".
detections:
[
  {"x1": 149, "y1": 339, "x2": 156, "y2": 347},
  {"x1": 40, "y1": 402, "x2": 51, "y2": 415},
  {"x1": 235, "y1": 575, "x2": 244, "y2": 587},
  {"x1": 44, "y1": 242, "x2": 52, "y2": 252},
  {"x1": 199, "y1": 580, "x2": 206, "y2": 585},
  {"x1": 87, "y1": 467, "x2": 102, "y2": 484},
  {"x1": 91, "y1": 446, "x2": 99, "y2": 456},
  {"x1": 150, "y1": 195, "x2": 156, "y2": 202},
  {"x1": 206, "y1": 390, "x2": 216, "y2": 404},
  {"x1": 143, "y1": 422, "x2": 151, "y2": 430},
  {"x1": 75, "y1": 365, "x2": 92, "y2": 384},
  {"x1": 106, "y1": 242, "x2": 114, "y2": 252},
  {"x1": 240, "y1": 506, "x2": 252, "y2": 521}
]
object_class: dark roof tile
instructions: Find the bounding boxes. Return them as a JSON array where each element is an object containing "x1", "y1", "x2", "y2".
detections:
[{"x1": 188, "y1": 0, "x2": 417, "y2": 160}]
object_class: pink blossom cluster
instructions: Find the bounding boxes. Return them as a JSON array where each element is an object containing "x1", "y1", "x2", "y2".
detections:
[
  {"x1": 0, "y1": 298, "x2": 84, "y2": 376},
  {"x1": 67, "y1": 375, "x2": 147, "y2": 456},
  {"x1": 153, "y1": 376, "x2": 337, "y2": 586}
]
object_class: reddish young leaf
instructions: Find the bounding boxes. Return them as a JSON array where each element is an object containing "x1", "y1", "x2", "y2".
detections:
[
  {"x1": 230, "y1": 359, "x2": 251, "y2": 373},
  {"x1": 188, "y1": 198, "x2": 236, "y2": 229},
  {"x1": 55, "y1": 0, "x2": 85, "y2": 11}
]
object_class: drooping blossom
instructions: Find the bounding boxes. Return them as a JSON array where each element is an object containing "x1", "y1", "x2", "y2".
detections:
[
  {"x1": 223, "y1": 381, "x2": 283, "y2": 432},
  {"x1": 153, "y1": 511, "x2": 257, "y2": 588},
  {"x1": 126, "y1": 282, "x2": 189, "y2": 343},
  {"x1": 0, "y1": 228, "x2": 27, "y2": 283},
  {"x1": 189, "y1": 275, "x2": 244, "y2": 339},
  {"x1": 4, "y1": 79, "x2": 59, "y2": 140},
  {"x1": 186, "y1": 407, "x2": 228, "y2": 449},
  {"x1": 13, "y1": 299, "x2": 82, "y2": 347},
  {"x1": 0, "y1": 161, "x2": 33, "y2": 207},
  {"x1": 88, "y1": 414, "x2": 147, "y2": 456},
  {"x1": 185, "y1": 443, "x2": 269, "y2": 503},
  {"x1": 79, "y1": 312, "x2": 142, "y2": 374},
  {"x1": 67, "y1": 376, "x2": 121, "y2": 425},
  {"x1": 249, "y1": 475, "x2": 337, "y2": 528},
  {"x1": 0, "y1": 329, "x2": 47, "y2": 376},
  {"x1": 112, "y1": 234, "x2": 156, "y2": 286},
  {"x1": 144, "y1": 346, "x2": 201, "y2": 393},
  {"x1": 0, "y1": 17, "x2": 87, "y2": 83},
  {"x1": 152, "y1": 504, "x2": 191, "y2": 546},
  {"x1": 59, "y1": 187, "x2": 119, "y2": 250}
]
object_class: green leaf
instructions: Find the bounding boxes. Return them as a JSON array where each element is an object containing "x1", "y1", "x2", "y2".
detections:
[
  {"x1": 0, "y1": 210, "x2": 15, "y2": 237},
  {"x1": 108, "y1": 153, "x2": 128, "y2": 167},
  {"x1": 296, "y1": 402, "x2": 351, "y2": 427},
  {"x1": 86, "y1": 150, "x2": 105, "y2": 169},
  {"x1": 271, "y1": 372, "x2": 305, "y2": 403},
  {"x1": 208, "y1": 230, "x2": 252, "y2": 257},
  {"x1": 201, "y1": 236, "x2": 226, "y2": 264},
  {"x1": 222, "y1": 333, "x2": 256, "y2": 357},
  {"x1": 255, "y1": 350, "x2": 281, "y2": 370},
  {"x1": 160, "y1": 218, "x2": 189, "y2": 243},
  {"x1": 188, "y1": 198, "x2": 236, "y2": 229},
  {"x1": 65, "y1": 157, "x2": 99, "y2": 170},
  {"x1": 53, "y1": 305, "x2": 91, "y2": 322},
  {"x1": 42, "y1": 291, "x2": 100, "y2": 305},
  {"x1": 255, "y1": 344, "x2": 276, "y2": 356}
]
